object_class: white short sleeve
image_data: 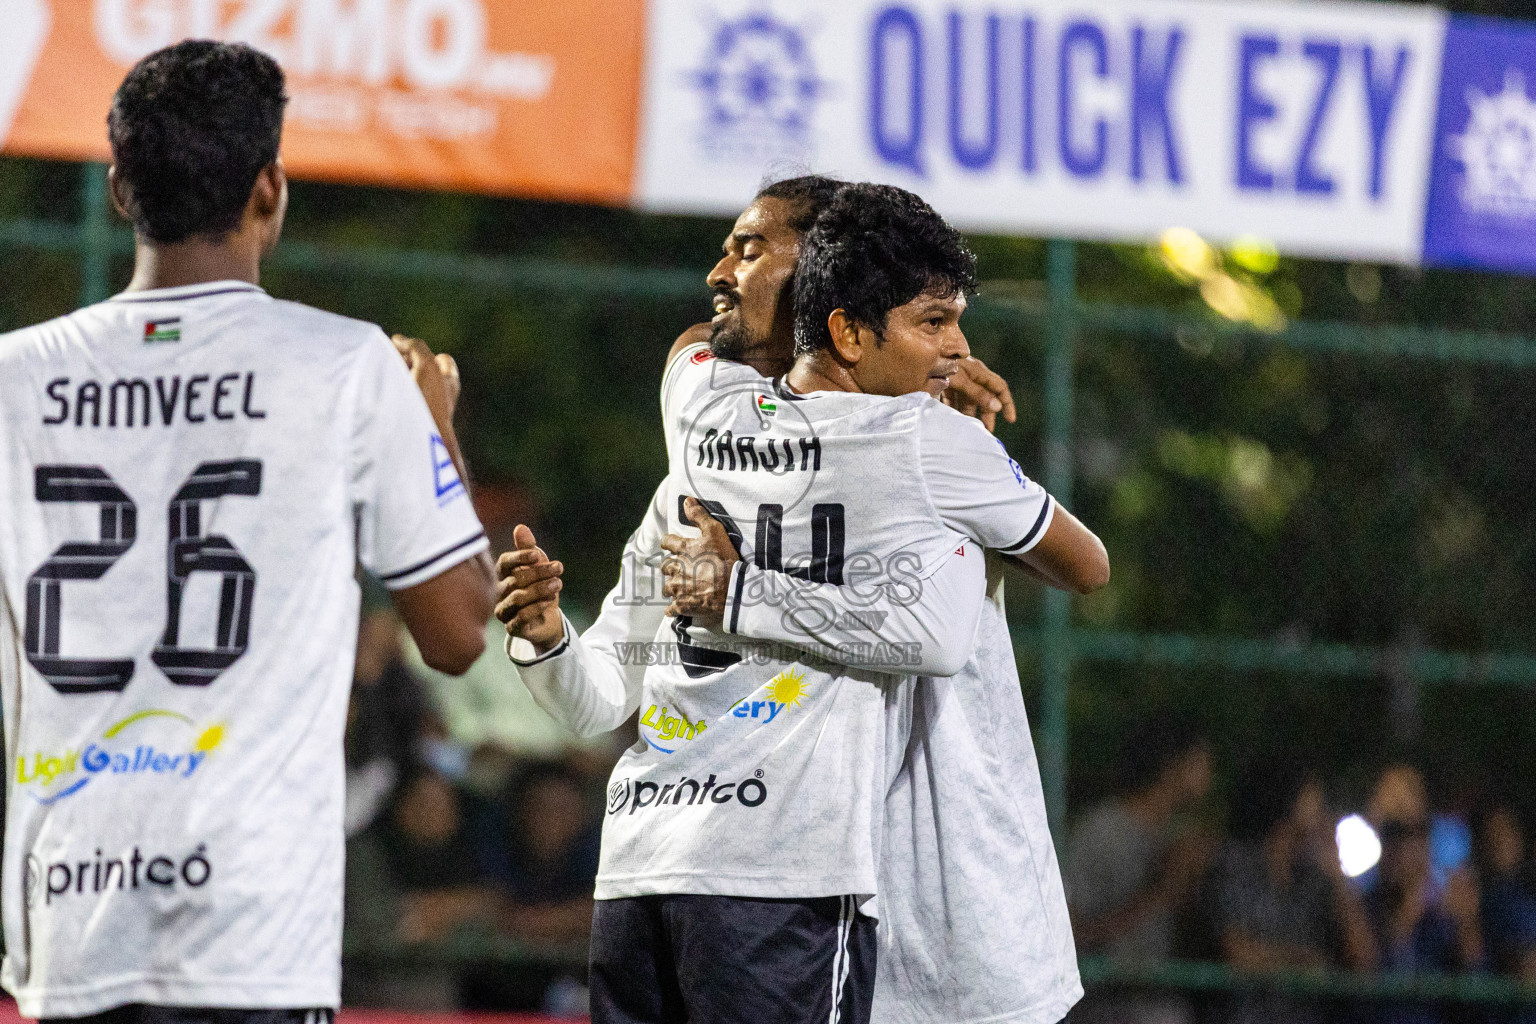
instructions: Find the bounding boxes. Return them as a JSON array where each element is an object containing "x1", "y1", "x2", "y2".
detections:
[
  {"x1": 351, "y1": 333, "x2": 488, "y2": 589},
  {"x1": 660, "y1": 344, "x2": 715, "y2": 419},
  {"x1": 659, "y1": 343, "x2": 763, "y2": 454},
  {"x1": 917, "y1": 402, "x2": 1055, "y2": 555}
]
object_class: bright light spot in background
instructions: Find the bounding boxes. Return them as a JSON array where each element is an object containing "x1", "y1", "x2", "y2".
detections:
[
  {"x1": 1337, "y1": 814, "x2": 1382, "y2": 878},
  {"x1": 1159, "y1": 227, "x2": 1217, "y2": 281},
  {"x1": 1155, "y1": 227, "x2": 1288, "y2": 333},
  {"x1": 1228, "y1": 235, "x2": 1280, "y2": 275}
]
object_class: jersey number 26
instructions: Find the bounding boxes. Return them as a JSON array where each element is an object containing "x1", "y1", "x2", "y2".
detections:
[{"x1": 25, "y1": 461, "x2": 261, "y2": 695}]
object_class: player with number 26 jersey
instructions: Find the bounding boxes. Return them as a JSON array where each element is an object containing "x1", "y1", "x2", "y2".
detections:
[{"x1": 0, "y1": 282, "x2": 486, "y2": 1016}]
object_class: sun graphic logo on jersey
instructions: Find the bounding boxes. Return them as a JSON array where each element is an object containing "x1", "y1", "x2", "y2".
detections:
[{"x1": 727, "y1": 667, "x2": 809, "y2": 724}]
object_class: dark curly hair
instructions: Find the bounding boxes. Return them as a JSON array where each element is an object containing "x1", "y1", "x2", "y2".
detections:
[
  {"x1": 754, "y1": 174, "x2": 845, "y2": 233},
  {"x1": 792, "y1": 183, "x2": 976, "y2": 356},
  {"x1": 108, "y1": 40, "x2": 288, "y2": 244}
]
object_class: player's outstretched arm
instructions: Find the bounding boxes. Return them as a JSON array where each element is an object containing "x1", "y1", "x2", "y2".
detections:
[
  {"x1": 497, "y1": 524, "x2": 645, "y2": 737},
  {"x1": 661, "y1": 498, "x2": 987, "y2": 677},
  {"x1": 394, "y1": 561, "x2": 493, "y2": 674},
  {"x1": 920, "y1": 403, "x2": 1109, "y2": 595}
]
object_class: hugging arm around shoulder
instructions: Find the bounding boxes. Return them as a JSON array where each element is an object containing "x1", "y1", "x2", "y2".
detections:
[{"x1": 720, "y1": 550, "x2": 987, "y2": 677}]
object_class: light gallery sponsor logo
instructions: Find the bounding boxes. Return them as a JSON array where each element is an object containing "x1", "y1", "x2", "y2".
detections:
[
  {"x1": 606, "y1": 772, "x2": 769, "y2": 815},
  {"x1": 18, "y1": 709, "x2": 225, "y2": 805},
  {"x1": 638, "y1": 668, "x2": 810, "y2": 753}
]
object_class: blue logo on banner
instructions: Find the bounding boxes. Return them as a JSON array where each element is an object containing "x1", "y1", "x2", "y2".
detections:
[
  {"x1": 1424, "y1": 16, "x2": 1536, "y2": 273},
  {"x1": 431, "y1": 434, "x2": 464, "y2": 504},
  {"x1": 687, "y1": 10, "x2": 828, "y2": 161}
]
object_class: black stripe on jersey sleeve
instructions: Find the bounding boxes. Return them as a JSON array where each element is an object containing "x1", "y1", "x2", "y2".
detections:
[
  {"x1": 509, "y1": 633, "x2": 571, "y2": 667},
  {"x1": 377, "y1": 530, "x2": 487, "y2": 584},
  {"x1": 1000, "y1": 497, "x2": 1054, "y2": 554}
]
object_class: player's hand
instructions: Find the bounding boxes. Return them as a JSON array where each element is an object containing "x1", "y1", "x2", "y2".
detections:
[
  {"x1": 942, "y1": 356, "x2": 1016, "y2": 433},
  {"x1": 391, "y1": 334, "x2": 461, "y2": 425},
  {"x1": 659, "y1": 497, "x2": 740, "y2": 629},
  {"x1": 495, "y1": 525, "x2": 566, "y2": 654}
]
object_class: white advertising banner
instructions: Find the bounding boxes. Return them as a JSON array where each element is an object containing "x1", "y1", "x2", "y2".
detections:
[{"x1": 636, "y1": 0, "x2": 1448, "y2": 264}]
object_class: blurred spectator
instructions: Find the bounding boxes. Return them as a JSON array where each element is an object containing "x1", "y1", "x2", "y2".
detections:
[
  {"x1": 368, "y1": 765, "x2": 501, "y2": 943},
  {"x1": 344, "y1": 763, "x2": 502, "y2": 1009},
  {"x1": 1206, "y1": 760, "x2": 1375, "y2": 1024},
  {"x1": 1065, "y1": 715, "x2": 1215, "y2": 1024},
  {"x1": 1363, "y1": 805, "x2": 1484, "y2": 1024},
  {"x1": 495, "y1": 762, "x2": 601, "y2": 942},
  {"x1": 462, "y1": 762, "x2": 601, "y2": 1015},
  {"x1": 346, "y1": 602, "x2": 436, "y2": 836},
  {"x1": 1370, "y1": 765, "x2": 1431, "y2": 826},
  {"x1": 1475, "y1": 803, "x2": 1536, "y2": 980}
]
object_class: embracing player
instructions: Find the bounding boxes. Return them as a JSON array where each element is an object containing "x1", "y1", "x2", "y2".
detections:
[
  {"x1": 0, "y1": 42, "x2": 493, "y2": 1024},
  {"x1": 500, "y1": 183, "x2": 1106, "y2": 1024}
]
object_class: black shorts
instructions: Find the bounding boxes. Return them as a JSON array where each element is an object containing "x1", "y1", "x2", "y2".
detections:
[
  {"x1": 44, "y1": 1008, "x2": 333, "y2": 1024},
  {"x1": 590, "y1": 894, "x2": 875, "y2": 1024}
]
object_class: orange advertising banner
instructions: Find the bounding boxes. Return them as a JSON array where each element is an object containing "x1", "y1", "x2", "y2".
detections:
[{"x1": 0, "y1": 0, "x2": 646, "y2": 204}]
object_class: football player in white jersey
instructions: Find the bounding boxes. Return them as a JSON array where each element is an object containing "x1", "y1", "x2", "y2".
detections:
[
  {"x1": 0, "y1": 42, "x2": 495, "y2": 1024},
  {"x1": 498, "y1": 183, "x2": 1106, "y2": 1024}
]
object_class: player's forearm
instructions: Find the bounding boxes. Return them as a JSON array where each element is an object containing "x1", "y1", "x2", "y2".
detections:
[
  {"x1": 507, "y1": 527, "x2": 668, "y2": 735},
  {"x1": 721, "y1": 555, "x2": 984, "y2": 677},
  {"x1": 510, "y1": 614, "x2": 638, "y2": 737}
]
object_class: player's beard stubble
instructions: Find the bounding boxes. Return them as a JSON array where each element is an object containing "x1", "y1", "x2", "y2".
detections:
[
  {"x1": 708, "y1": 277, "x2": 793, "y2": 363},
  {"x1": 708, "y1": 305, "x2": 754, "y2": 360}
]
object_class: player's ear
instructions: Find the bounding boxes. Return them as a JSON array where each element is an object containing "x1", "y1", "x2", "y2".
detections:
[
  {"x1": 250, "y1": 160, "x2": 286, "y2": 218},
  {"x1": 105, "y1": 166, "x2": 130, "y2": 221},
  {"x1": 827, "y1": 308, "x2": 863, "y2": 365}
]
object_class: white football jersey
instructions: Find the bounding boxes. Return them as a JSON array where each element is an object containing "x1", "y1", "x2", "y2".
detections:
[
  {"x1": 873, "y1": 555, "x2": 1081, "y2": 1024},
  {"x1": 0, "y1": 282, "x2": 487, "y2": 1017},
  {"x1": 591, "y1": 345, "x2": 1053, "y2": 907}
]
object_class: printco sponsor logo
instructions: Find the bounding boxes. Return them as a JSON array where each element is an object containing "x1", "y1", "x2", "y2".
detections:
[
  {"x1": 17, "y1": 709, "x2": 225, "y2": 805},
  {"x1": 606, "y1": 772, "x2": 769, "y2": 815},
  {"x1": 30, "y1": 844, "x2": 213, "y2": 906}
]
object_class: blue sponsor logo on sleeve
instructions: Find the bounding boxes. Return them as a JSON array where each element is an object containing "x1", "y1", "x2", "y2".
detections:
[{"x1": 431, "y1": 434, "x2": 465, "y2": 504}]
